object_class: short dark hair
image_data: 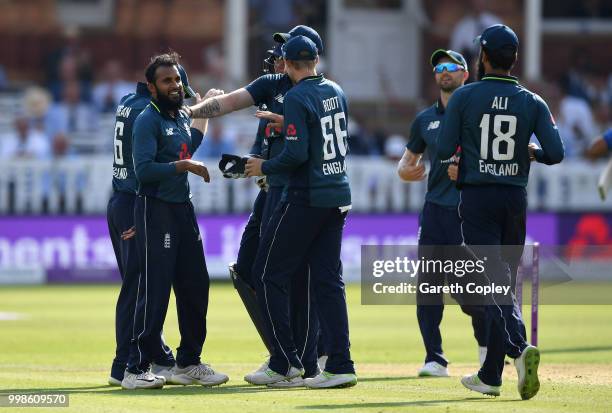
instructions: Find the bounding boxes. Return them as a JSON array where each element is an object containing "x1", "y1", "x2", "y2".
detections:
[
  {"x1": 145, "y1": 51, "x2": 180, "y2": 83},
  {"x1": 484, "y1": 46, "x2": 517, "y2": 71},
  {"x1": 287, "y1": 59, "x2": 317, "y2": 71}
]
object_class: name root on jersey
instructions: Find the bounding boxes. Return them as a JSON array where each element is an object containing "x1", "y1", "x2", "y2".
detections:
[{"x1": 478, "y1": 160, "x2": 519, "y2": 176}]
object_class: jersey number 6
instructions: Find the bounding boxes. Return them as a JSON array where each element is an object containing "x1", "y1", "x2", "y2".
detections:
[
  {"x1": 113, "y1": 121, "x2": 125, "y2": 165},
  {"x1": 321, "y1": 112, "x2": 348, "y2": 161},
  {"x1": 479, "y1": 114, "x2": 517, "y2": 161}
]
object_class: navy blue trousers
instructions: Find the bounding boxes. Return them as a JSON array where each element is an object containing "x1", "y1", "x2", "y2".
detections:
[
  {"x1": 127, "y1": 196, "x2": 210, "y2": 374},
  {"x1": 253, "y1": 202, "x2": 353, "y2": 376},
  {"x1": 417, "y1": 201, "x2": 488, "y2": 367},
  {"x1": 106, "y1": 191, "x2": 175, "y2": 380},
  {"x1": 459, "y1": 185, "x2": 529, "y2": 386},
  {"x1": 236, "y1": 187, "x2": 320, "y2": 376}
]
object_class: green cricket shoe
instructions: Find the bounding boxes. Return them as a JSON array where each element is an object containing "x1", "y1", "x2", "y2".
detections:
[
  {"x1": 515, "y1": 345, "x2": 541, "y2": 400},
  {"x1": 461, "y1": 373, "x2": 501, "y2": 396},
  {"x1": 304, "y1": 371, "x2": 357, "y2": 389}
]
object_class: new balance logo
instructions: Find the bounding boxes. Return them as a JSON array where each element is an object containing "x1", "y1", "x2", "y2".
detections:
[
  {"x1": 427, "y1": 121, "x2": 440, "y2": 130},
  {"x1": 164, "y1": 233, "x2": 171, "y2": 249},
  {"x1": 274, "y1": 94, "x2": 284, "y2": 103},
  {"x1": 165, "y1": 128, "x2": 174, "y2": 136}
]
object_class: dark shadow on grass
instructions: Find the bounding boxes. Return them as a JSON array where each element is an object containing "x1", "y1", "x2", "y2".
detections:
[
  {"x1": 358, "y1": 376, "x2": 422, "y2": 382},
  {"x1": 296, "y1": 398, "x2": 500, "y2": 409},
  {"x1": 0, "y1": 384, "x2": 275, "y2": 396},
  {"x1": 542, "y1": 345, "x2": 612, "y2": 354}
]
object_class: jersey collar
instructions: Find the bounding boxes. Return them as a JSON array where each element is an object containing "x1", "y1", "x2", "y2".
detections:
[
  {"x1": 481, "y1": 74, "x2": 519, "y2": 84},
  {"x1": 298, "y1": 74, "x2": 324, "y2": 84},
  {"x1": 150, "y1": 99, "x2": 184, "y2": 120}
]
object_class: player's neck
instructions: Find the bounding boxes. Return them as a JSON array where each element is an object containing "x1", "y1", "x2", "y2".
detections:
[
  {"x1": 439, "y1": 91, "x2": 452, "y2": 108},
  {"x1": 484, "y1": 69, "x2": 512, "y2": 77},
  {"x1": 293, "y1": 69, "x2": 318, "y2": 83}
]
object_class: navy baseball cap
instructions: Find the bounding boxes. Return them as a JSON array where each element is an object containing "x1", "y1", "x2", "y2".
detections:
[
  {"x1": 177, "y1": 64, "x2": 196, "y2": 98},
  {"x1": 476, "y1": 24, "x2": 519, "y2": 51},
  {"x1": 274, "y1": 25, "x2": 324, "y2": 54},
  {"x1": 430, "y1": 49, "x2": 468, "y2": 68},
  {"x1": 282, "y1": 35, "x2": 318, "y2": 61}
]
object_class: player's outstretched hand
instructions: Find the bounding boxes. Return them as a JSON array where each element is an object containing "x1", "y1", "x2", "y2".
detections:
[
  {"x1": 528, "y1": 142, "x2": 540, "y2": 162},
  {"x1": 448, "y1": 164, "x2": 458, "y2": 181},
  {"x1": 176, "y1": 159, "x2": 211, "y2": 182},
  {"x1": 245, "y1": 157, "x2": 265, "y2": 177},
  {"x1": 255, "y1": 110, "x2": 284, "y2": 130}
]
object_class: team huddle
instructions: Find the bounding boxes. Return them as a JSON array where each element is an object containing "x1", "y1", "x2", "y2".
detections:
[{"x1": 106, "y1": 23, "x2": 563, "y2": 398}]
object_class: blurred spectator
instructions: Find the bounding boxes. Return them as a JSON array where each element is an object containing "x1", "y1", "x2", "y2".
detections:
[
  {"x1": 22, "y1": 87, "x2": 55, "y2": 138},
  {"x1": 558, "y1": 81, "x2": 597, "y2": 158},
  {"x1": 0, "y1": 116, "x2": 51, "y2": 160},
  {"x1": 47, "y1": 80, "x2": 98, "y2": 136},
  {"x1": 46, "y1": 26, "x2": 93, "y2": 102},
  {"x1": 92, "y1": 60, "x2": 133, "y2": 113},
  {"x1": 384, "y1": 134, "x2": 407, "y2": 161},
  {"x1": 195, "y1": 122, "x2": 236, "y2": 159},
  {"x1": 449, "y1": 0, "x2": 501, "y2": 72},
  {"x1": 42, "y1": 133, "x2": 85, "y2": 213},
  {"x1": 347, "y1": 117, "x2": 381, "y2": 156},
  {"x1": 563, "y1": 50, "x2": 595, "y2": 104}
]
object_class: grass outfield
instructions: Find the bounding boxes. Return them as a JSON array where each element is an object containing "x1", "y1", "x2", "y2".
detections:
[{"x1": 0, "y1": 283, "x2": 611, "y2": 413}]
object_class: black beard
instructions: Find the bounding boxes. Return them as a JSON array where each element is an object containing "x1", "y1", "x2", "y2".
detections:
[
  {"x1": 155, "y1": 87, "x2": 184, "y2": 113},
  {"x1": 440, "y1": 83, "x2": 459, "y2": 93}
]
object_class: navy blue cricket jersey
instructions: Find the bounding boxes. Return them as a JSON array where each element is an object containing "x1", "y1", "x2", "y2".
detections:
[
  {"x1": 112, "y1": 82, "x2": 150, "y2": 194},
  {"x1": 132, "y1": 101, "x2": 204, "y2": 203},
  {"x1": 245, "y1": 73, "x2": 294, "y2": 188},
  {"x1": 262, "y1": 74, "x2": 351, "y2": 208},
  {"x1": 406, "y1": 100, "x2": 458, "y2": 208},
  {"x1": 437, "y1": 74, "x2": 564, "y2": 187}
]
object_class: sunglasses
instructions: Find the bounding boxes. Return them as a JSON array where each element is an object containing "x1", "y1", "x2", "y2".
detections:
[{"x1": 433, "y1": 62, "x2": 465, "y2": 73}]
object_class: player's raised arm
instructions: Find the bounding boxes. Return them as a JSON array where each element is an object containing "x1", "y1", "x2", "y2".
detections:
[
  {"x1": 188, "y1": 88, "x2": 254, "y2": 119},
  {"x1": 436, "y1": 90, "x2": 464, "y2": 159},
  {"x1": 532, "y1": 95, "x2": 564, "y2": 165}
]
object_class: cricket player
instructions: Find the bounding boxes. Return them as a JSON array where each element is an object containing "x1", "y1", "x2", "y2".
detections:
[
  {"x1": 187, "y1": 26, "x2": 326, "y2": 387},
  {"x1": 398, "y1": 49, "x2": 488, "y2": 377},
  {"x1": 107, "y1": 79, "x2": 177, "y2": 386},
  {"x1": 244, "y1": 35, "x2": 357, "y2": 389},
  {"x1": 437, "y1": 24, "x2": 564, "y2": 399},
  {"x1": 122, "y1": 52, "x2": 228, "y2": 389}
]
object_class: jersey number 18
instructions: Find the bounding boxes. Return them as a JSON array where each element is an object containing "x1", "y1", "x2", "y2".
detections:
[{"x1": 479, "y1": 114, "x2": 517, "y2": 161}]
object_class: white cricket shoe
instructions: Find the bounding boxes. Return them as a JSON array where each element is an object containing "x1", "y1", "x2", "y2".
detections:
[
  {"x1": 317, "y1": 355, "x2": 328, "y2": 371},
  {"x1": 461, "y1": 373, "x2": 501, "y2": 396},
  {"x1": 151, "y1": 363, "x2": 177, "y2": 384},
  {"x1": 304, "y1": 371, "x2": 357, "y2": 389},
  {"x1": 515, "y1": 345, "x2": 541, "y2": 400},
  {"x1": 418, "y1": 361, "x2": 449, "y2": 377},
  {"x1": 170, "y1": 363, "x2": 229, "y2": 386},
  {"x1": 108, "y1": 376, "x2": 122, "y2": 386},
  {"x1": 244, "y1": 366, "x2": 303, "y2": 385},
  {"x1": 267, "y1": 367, "x2": 321, "y2": 388},
  {"x1": 267, "y1": 376, "x2": 306, "y2": 388},
  {"x1": 121, "y1": 370, "x2": 165, "y2": 390},
  {"x1": 479, "y1": 346, "x2": 488, "y2": 367}
]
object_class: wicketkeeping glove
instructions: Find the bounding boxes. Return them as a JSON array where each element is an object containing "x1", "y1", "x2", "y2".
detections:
[{"x1": 218, "y1": 154, "x2": 248, "y2": 179}]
